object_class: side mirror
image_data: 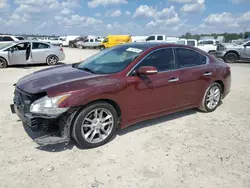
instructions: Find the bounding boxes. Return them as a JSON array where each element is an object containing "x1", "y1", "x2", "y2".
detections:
[
  {"x1": 10, "y1": 48, "x2": 14, "y2": 53},
  {"x1": 136, "y1": 66, "x2": 158, "y2": 75}
]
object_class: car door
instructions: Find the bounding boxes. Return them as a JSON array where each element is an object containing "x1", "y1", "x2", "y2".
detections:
[
  {"x1": 125, "y1": 48, "x2": 181, "y2": 120},
  {"x1": 8, "y1": 42, "x2": 29, "y2": 65},
  {"x1": 242, "y1": 41, "x2": 250, "y2": 59},
  {"x1": 175, "y1": 47, "x2": 215, "y2": 107},
  {"x1": 83, "y1": 39, "x2": 89, "y2": 47},
  {"x1": 31, "y1": 42, "x2": 50, "y2": 63}
]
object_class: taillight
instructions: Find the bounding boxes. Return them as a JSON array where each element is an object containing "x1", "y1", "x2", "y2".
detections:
[{"x1": 60, "y1": 48, "x2": 63, "y2": 52}]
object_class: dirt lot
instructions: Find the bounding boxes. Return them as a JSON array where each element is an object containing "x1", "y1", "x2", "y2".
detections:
[{"x1": 0, "y1": 48, "x2": 250, "y2": 188}]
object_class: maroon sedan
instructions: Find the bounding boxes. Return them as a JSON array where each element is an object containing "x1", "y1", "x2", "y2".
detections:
[{"x1": 11, "y1": 43, "x2": 231, "y2": 148}]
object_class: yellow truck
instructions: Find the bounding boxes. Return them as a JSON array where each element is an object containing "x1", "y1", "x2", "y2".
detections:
[{"x1": 99, "y1": 35, "x2": 132, "y2": 50}]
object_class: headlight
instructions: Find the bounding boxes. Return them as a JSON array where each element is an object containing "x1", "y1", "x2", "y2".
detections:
[{"x1": 30, "y1": 94, "x2": 70, "y2": 116}]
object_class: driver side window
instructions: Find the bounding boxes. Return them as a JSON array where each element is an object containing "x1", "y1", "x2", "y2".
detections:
[
  {"x1": 12, "y1": 43, "x2": 29, "y2": 51},
  {"x1": 137, "y1": 48, "x2": 175, "y2": 72}
]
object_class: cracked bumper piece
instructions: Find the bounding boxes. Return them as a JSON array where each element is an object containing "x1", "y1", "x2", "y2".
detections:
[{"x1": 11, "y1": 104, "x2": 78, "y2": 146}]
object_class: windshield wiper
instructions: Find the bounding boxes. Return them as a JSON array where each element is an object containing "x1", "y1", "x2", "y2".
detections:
[{"x1": 79, "y1": 67, "x2": 96, "y2": 74}]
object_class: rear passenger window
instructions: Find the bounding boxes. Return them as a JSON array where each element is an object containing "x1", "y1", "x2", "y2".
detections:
[
  {"x1": 157, "y1": 36, "x2": 163, "y2": 41},
  {"x1": 176, "y1": 48, "x2": 207, "y2": 68},
  {"x1": 138, "y1": 49, "x2": 175, "y2": 72},
  {"x1": 32, "y1": 43, "x2": 50, "y2": 49},
  {"x1": 3, "y1": 37, "x2": 14, "y2": 41},
  {"x1": 90, "y1": 39, "x2": 94, "y2": 42}
]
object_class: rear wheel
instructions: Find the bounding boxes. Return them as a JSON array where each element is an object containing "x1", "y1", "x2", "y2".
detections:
[
  {"x1": 46, "y1": 55, "x2": 58, "y2": 66},
  {"x1": 224, "y1": 52, "x2": 238, "y2": 63},
  {"x1": 72, "y1": 102, "x2": 118, "y2": 148},
  {"x1": 199, "y1": 83, "x2": 222, "y2": 112},
  {"x1": 0, "y1": 57, "x2": 7, "y2": 68}
]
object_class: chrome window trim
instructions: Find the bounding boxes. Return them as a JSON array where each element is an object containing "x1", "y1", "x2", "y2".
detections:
[
  {"x1": 126, "y1": 47, "x2": 176, "y2": 76},
  {"x1": 126, "y1": 46, "x2": 210, "y2": 76}
]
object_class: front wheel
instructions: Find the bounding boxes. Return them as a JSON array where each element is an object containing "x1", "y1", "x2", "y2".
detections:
[
  {"x1": 72, "y1": 102, "x2": 118, "y2": 148},
  {"x1": 0, "y1": 57, "x2": 7, "y2": 68},
  {"x1": 224, "y1": 52, "x2": 238, "y2": 63},
  {"x1": 99, "y1": 45, "x2": 105, "y2": 50},
  {"x1": 198, "y1": 83, "x2": 222, "y2": 112}
]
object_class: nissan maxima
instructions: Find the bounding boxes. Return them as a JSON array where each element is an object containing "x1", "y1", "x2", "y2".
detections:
[{"x1": 10, "y1": 43, "x2": 231, "y2": 148}]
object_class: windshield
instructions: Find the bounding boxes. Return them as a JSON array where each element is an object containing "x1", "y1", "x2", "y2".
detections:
[
  {"x1": 177, "y1": 40, "x2": 186, "y2": 45},
  {"x1": 0, "y1": 43, "x2": 14, "y2": 50},
  {"x1": 236, "y1": 38, "x2": 250, "y2": 45},
  {"x1": 16, "y1": 37, "x2": 24, "y2": 40},
  {"x1": 76, "y1": 45, "x2": 144, "y2": 74}
]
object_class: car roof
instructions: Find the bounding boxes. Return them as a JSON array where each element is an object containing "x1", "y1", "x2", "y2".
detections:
[
  {"x1": 11, "y1": 40, "x2": 51, "y2": 44},
  {"x1": 118, "y1": 42, "x2": 189, "y2": 50}
]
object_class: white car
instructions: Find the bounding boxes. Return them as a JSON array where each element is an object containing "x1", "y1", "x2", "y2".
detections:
[
  {"x1": 0, "y1": 40, "x2": 65, "y2": 68},
  {"x1": 0, "y1": 35, "x2": 22, "y2": 44},
  {"x1": 197, "y1": 39, "x2": 219, "y2": 54}
]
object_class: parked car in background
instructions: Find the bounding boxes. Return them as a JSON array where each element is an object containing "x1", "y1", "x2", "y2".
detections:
[
  {"x1": 38, "y1": 37, "x2": 51, "y2": 43},
  {"x1": 131, "y1": 36, "x2": 148, "y2": 42},
  {"x1": 145, "y1": 35, "x2": 179, "y2": 43},
  {"x1": 49, "y1": 37, "x2": 60, "y2": 46},
  {"x1": 77, "y1": 38, "x2": 102, "y2": 49},
  {"x1": 197, "y1": 39, "x2": 219, "y2": 54},
  {"x1": 69, "y1": 36, "x2": 87, "y2": 48},
  {"x1": 176, "y1": 39, "x2": 198, "y2": 47},
  {"x1": 62, "y1": 36, "x2": 80, "y2": 47},
  {"x1": 99, "y1": 35, "x2": 132, "y2": 50},
  {"x1": 0, "y1": 35, "x2": 22, "y2": 44},
  {"x1": 216, "y1": 38, "x2": 250, "y2": 63},
  {"x1": 0, "y1": 40, "x2": 65, "y2": 68},
  {"x1": 15, "y1": 36, "x2": 25, "y2": 40},
  {"x1": 10, "y1": 42, "x2": 231, "y2": 148},
  {"x1": 58, "y1": 36, "x2": 66, "y2": 46}
]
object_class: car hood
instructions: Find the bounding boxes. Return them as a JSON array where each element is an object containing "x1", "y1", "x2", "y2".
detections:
[
  {"x1": 16, "y1": 64, "x2": 104, "y2": 94},
  {"x1": 221, "y1": 43, "x2": 243, "y2": 49}
]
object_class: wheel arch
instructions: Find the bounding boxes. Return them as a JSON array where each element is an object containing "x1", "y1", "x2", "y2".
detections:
[
  {"x1": 224, "y1": 50, "x2": 240, "y2": 59},
  {"x1": 214, "y1": 80, "x2": 224, "y2": 94},
  {"x1": 0, "y1": 56, "x2": 8, "y2": 67}
]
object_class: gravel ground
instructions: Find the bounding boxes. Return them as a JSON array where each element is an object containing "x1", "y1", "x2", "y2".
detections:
[{"x1": 0, "y1": 48, "x2": 250, "y2": 188}]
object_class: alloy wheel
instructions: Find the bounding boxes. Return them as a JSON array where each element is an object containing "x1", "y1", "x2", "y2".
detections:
[
  {"x1": 81, "y1": 108, "x2": 114, "y2": 144},
  {"x1": 206, "y1": 85, "x2": 221, "y2": 110},
  {"x1": 48, "y1": 56, "x2": 57, "y2": 65}
]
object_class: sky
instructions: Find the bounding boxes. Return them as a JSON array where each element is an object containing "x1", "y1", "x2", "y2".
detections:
[{"x1": 0, "y1": 0, "x2": 250, "y2": 36}]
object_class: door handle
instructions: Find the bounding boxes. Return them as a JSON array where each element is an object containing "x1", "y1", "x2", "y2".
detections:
[
  {"x1": 168, "y1": 77, "x2": 179, "y2": 83},
  {"x1": 203, "y1": 72, "x2": 212, "y2": 76}
]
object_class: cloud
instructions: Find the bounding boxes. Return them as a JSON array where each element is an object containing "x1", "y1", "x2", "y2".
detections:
[
  {"x1": 105, "y1": 9, "x2": 121, "y2": 17},
  {"x1": 133, "y1": 5, "x2": 180, "y2": 30},
  {"x1": 180, "y1": 0, "x2": 206, "y2": 13},
  {"x1": 88, "y1": 0, "x2": 128, "y2": 8},
  {"x1": 231, "y1": 0, "x2": 250, "y2": 3},
  {"x1": 95, "y1": 12, "x2": 102, "y2": 17},
  {"x1": 60, "y1": 8, "x2": 72, "y2": 15},
  {"x1": 0, "y1": 0, "x2": 8, "y2": 8},
  {"x1": 125, "y1": 11, "x2": 131, "y2": 15},
  {"x1": 204, "y1": 12, "x2": 236, "y2": 26},
  {"x1": 191, "y1": 11, "x2": 250, "y2": 34},
  {"x1": 133, "y1": 5, "x2": 157, "y2": 18},
  {"x1": 169, "y1": 0, "x2": 196, "y2": 3}
]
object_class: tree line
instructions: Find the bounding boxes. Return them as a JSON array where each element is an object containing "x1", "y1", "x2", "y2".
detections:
[{"x1": 180, "y1": 32, "x2": 250, "y2": 42}]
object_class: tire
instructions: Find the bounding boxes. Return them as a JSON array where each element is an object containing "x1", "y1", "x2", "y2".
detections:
[
  {"x1": 78, "y1": 45, "x2": 84, "y2": 49},
  {"x1": 0, "y1": 57, "x2": 7, "y2": 68},
  {"x1": 224, "y1": 52, "x2": 238, "y2": 63},
  {"x1": 99, "y1": 45, "x2": 105, "y2": 50},
  {"x1": 72, "y1": 102, "x2": 118, "y2": 148},
  {"x1": 198, "y1": 83, "x2": 222, "y2": 112},
  {"x1": 46, "y1": 55, "x2": 58, "y2": 66}
]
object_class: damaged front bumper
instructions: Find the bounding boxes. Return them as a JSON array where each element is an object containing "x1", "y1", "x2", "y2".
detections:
[
  {"x1": 10, "y1": 87, "x2": 79, "y2": 146},
  {"x1": 11, "y1": 103, "x2": 79, "y2": 146}
]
